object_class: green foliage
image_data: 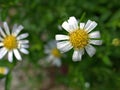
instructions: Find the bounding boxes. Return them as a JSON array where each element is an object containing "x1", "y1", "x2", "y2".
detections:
[{"x1": 0, "y1": 0, "x2": 120, "y2": 90}]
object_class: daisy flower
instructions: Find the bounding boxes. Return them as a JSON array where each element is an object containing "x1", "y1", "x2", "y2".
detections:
[
  {"x1": 44, "y1": 40, "x2": 62, "y2": 67},
  {"x1": 0, "y1": 22, "x2": 29, "y2": 62},
  {"x1": 55, "y1": 16, "x2": 102, "y2": 61},
  {"x1": 0, "y1": 67, "x2": 9, "y2": 75}
]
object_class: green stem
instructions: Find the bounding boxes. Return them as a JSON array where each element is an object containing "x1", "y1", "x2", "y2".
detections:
[{"x1": 5, "y1": 72, "x2": 12, "y2": 90}]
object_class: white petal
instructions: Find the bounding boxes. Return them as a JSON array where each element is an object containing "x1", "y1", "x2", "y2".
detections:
[
  {"x1": 0, "y1": 48, "x2": 5, "y2": 55},
  {"x1": 62, "y1": 21, "x2": 71, "y2": 32},
  {"x1": 19, "y1": 48, "x2": 29, "y2": 54},
  {"x1": 20, "y1": 44, "x2": 29, "y2": 48},
  {"x1": 3, "y1": 22, "x2": 10, "y2": 35},
  {"x1": 19, "y1": 40, "x2": 29, "y2": 44},
  {"x1": 68, "y1": 16, "x2": 78, "y2": 30},
  {"x1": 0, "y1": 47, "x2": 8, "y2": 59},
  {"x1": 18, "y1": 43, "x2": 29, "y2": 49},
  {"x1": 89, "y1": 31, "x2": 101, "y2": 38},
  {"x1": 52, "y1": 58, "x2": 61, "y2": 67},
  {"x1": 44, "y1": 45, "x2": 51, "y2": 51},
  {"x1": 12, "y1": 24, "x2": 18, "y2": 33},
  {"x1": 13, "y1": 49, "x2": 22, "y2": 60},
  {"x1": 0, "y1": 36, "x2": 3, "y2": 41},
  {"x1": 84, "y1": 20, "x2": 92, "y2": 29},
  {"x1": 0, "y1": 43, "x2": 3, "y2": 46},
  {"x1": 17, "y1": 33, "x2": 29, "y2": 40},
  {"x1": 0, "y1": 27, "x2": 6, "y2": 37},
  {"x1": 44, "y1": 48, "x2": 51, "y2": 54},
  {"x1": 55, "y1": 35, "x2": 69, "y2": 41},
  {"x1": 72, "y1": 49, "x2": 84, "y2": 61},
  {"x1": 89, "y1": 40, "x2": 102, "y2": 45},
  {"x1": 80, "y1": 23, "x2": 85, "y2": 29},
  {"x1": 45, "y1": 41, "x2": 56, "y2": 54},
  {"x1": 48, "y1": 40, "x2": 56, "y2": 48},
  {"x1": 85, "y1": 20, "x2": 97, "y2": 33},
  {"x1": 8, "y1": 51, "x2": 13, "y2": 62},
  {"x1": 85, "y1": 45, "x2": 96, "y2": 57},
  {"x1": 46, "y1": 55, "x2": 54, "y2": 62},
  {"x1": 13, "y1": 25, "x2": 24, "y2": 36},
  {"x1": 57, "y1": 41, "x2": 73, "y2": 53}
]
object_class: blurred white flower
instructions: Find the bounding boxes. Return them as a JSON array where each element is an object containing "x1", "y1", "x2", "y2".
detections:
[
  {"x1": 44, "y1": 40, "x2": 62, "y2": 67},
  {"x1": 0, "y1": 22, "x2": 29, "y2": 62},
  {"x1": 0, "y1": 67, "x2": 9, "y2": 75},
  {"x1": 56, "y1": 16, "x2": 102, "y2": 61},
  {"x1": 85, "y1": 82, "x2": 90, "y2": 88}
]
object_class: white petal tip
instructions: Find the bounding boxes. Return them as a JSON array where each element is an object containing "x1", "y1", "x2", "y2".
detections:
[
  {"x1": 55, "y1": 35, "x2": 69, "y2": 41},
  {"x1": 85, "y1": 45, "x2": 96, "y2": 57}
]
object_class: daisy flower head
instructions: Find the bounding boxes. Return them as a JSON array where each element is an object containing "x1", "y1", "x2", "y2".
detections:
[
  {"x1": 55, "y1": 16, "x2": 102, "y2": 61},
  {"x1": 44, "y1": 40, "x2": 62, "y2": 67},
  {"x1": 0, "y1": 67, "x2": 9, "y2": 75},
  {"x1": 0, "y1": 22, "x2": 29, "y2": 62}
]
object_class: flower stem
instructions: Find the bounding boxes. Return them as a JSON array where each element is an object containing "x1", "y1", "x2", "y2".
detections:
[{"x1": 5, "y1": 72, "x2": 12, "y2": 90}]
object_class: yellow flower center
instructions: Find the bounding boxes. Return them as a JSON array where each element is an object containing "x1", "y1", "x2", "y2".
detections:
[
  {"x1": 3, "y1": 35, "x2": 18, "y2": 50},
  {"x1": 51, "y1": 48, "x2": 61, "y2": 58},
  {"x1": 0, "y1": 67, "x2": 6, "y2": 74},
  {"x1": 69, "y1": 29, "x2": 89, "y2": 49}
]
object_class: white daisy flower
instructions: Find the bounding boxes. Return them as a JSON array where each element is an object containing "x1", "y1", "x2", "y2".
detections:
[
  {"x1": 44, "y1": 40, "x2": 62, "y2": 67},
  {"x1": 55, "y1": 16, "x2": 102, "y2": 61},
  {"x1": 0, "y1": 22, "x2": 29, "y2": 62},
  {"x1": 0, "y1": 67, "x2": 9, "y2": 75}
]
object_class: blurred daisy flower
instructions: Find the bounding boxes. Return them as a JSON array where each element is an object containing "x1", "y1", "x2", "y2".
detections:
[
  {"x1": 44, "y1": 40, "x2": 62, "y2": 67},
  {"x1": 55, "y1": 16, "x2": 102, "y2": 61},
  {"x1": 0, "y1": 67, "x2": 9, "y2": 75},
  {"x1": 0, "y1": 22, "x2": 29, "y2": 62}
]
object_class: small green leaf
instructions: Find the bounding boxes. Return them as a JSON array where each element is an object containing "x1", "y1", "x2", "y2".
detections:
[{"x1": 102, "y1": 56, "x2": 112, "y2": 66}]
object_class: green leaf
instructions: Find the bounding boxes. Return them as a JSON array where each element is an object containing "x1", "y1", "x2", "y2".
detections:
[
  {"x1": 102, "y1": 56, "x2": 112, "y2": 66},
  {"x1": 80, "y1": 12, "x2": 86, "y2": 22}
]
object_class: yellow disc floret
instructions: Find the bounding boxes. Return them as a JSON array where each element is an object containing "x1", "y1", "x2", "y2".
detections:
[
  {"x1": 51, "y1": 48, "x2": 61, "y2": 58},
  {"x1": 69, "y1": 29, "x2": 89, "y2": 49},
  {"x1": 0, "y1": 67, "x2": 6, "y2": 74},
  {"x1": 3, "y1": 35, "x2": 18, "y2": 50}
]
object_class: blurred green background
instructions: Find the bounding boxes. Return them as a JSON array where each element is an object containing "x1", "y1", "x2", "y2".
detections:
[{"x1": 0, "y1": 0, "x2": 120, "y2": 90}]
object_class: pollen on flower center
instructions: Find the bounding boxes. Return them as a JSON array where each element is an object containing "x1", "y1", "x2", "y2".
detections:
[
  {"x1": 3, "y1": 35, "x2": 18, "y2": 50},
  {"x1": 51, "y1": 48, "x2": 61, "y2": 57},
  {"x1": 69, "y1": 29, "x2": 89, "y2": 49}
]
